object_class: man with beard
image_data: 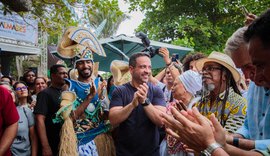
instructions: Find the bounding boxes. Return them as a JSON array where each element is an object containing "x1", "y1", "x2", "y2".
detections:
[
  {"x1": 194, "y1": 51, "x2": 247, "y2": 134},
  {"x1": 34, "y1": 64, "x2": 68, "y2": 156},
  {"x1": 109, "y1": 52, "x2": 166, "y2": 156},
  {"x1": 63, "y1": 53, "x2": 114, "y2": 156},
  {"x1": 52, "y1": 27, "x2": 114, "y2": 156}
]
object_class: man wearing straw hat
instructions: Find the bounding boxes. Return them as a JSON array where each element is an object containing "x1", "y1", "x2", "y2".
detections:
[
  {"x1": 54, "y1": 27, "x2": 114, "y2": 156},
  {"x1": 195, "y1": 51, "x2": 247, "y2": 133}
]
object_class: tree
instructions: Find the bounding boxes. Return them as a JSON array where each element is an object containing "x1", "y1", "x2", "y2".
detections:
[
  {"x1": 88, "y1": 0, "x2": 130, "y2": 38},
  {"x1": 1, "y1": 0, "x2": 128, "y2": 44},
  {"x1": 127, "y1": 0, "x2": 270, "y2": 53}
]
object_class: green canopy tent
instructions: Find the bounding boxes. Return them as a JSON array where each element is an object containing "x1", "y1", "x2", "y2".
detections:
[{"x1": 94, "y1": 34, "x2": 193, "y2": 72}]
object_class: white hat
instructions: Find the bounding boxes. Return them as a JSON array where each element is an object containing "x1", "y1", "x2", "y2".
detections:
[
  {"x1": 195, "y1": 51, "x2": 240, "y2": 82},
  {"x1": 178, "y1": 70, "x2": 202, "y2": 96}
]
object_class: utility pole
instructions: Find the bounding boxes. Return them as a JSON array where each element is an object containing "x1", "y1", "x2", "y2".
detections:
[{"x1": 39, "y1": 30, "x2": 48, "y2": 77}]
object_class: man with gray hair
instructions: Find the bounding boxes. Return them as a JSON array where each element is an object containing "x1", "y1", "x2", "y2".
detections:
[
  {"x1": 225, "y1": 26, "x2": 255, "y2": 80},
  {"x1": 224, "y1": 26, "x2": 270, "y2": 151}
]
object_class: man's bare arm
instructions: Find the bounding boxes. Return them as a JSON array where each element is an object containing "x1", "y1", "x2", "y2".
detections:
[
  {"x1": 227, "y1": 134, "x2": 255, "y2": 150},
  {"x1": 0, "y1": 122, "x2": 18, "y2": 155},
  {"x1": 109, "y1": 101, "x2": 138, "y2": 126},
  {"x1": 144, "y1": 105, "x2": 166, "y2": 127},
  {"x1": 36, "y1": 115, "x2": 52, "y2": 156},
  {"x1": 224, "y1": 143, "x2": 262, "y2": 156},
  {"x1": 72, "y1": 82, "x2": 96, "y2": 119}
]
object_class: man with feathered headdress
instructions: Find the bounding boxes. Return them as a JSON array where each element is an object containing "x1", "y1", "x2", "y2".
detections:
[{"x1": 54, "y1": 27, "x2": 115, "y2": 156}]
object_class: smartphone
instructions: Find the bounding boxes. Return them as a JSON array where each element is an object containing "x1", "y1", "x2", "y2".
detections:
[
  {"x1": 171, "y1": 53, "x2": 179, "y2": 62},
  {"x1": 240, "y1": 6, "x2": 249, "y2": 16}
]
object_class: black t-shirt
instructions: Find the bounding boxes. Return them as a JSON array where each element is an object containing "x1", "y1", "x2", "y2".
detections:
[
  {"x1": 34, "y1": 86, "x2": 62, "y2": 155},
  {"x1": 110, "y1": 82, "x2": 166, "y2": 156}
]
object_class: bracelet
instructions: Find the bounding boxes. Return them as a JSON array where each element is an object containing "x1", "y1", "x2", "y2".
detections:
[
  {"x1": 233, "y1": 137, "x2": 239, "y2": 147},
  {"x1": 201, "y1": 142, "x2": 222, "y2": 155}
]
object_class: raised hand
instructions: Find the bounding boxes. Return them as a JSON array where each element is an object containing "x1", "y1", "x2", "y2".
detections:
[
  {"x1": 136, "y1": 83, "x2": 149, "y2": 104},
  {"x1": 162, "y1": 107, "x2": 216, "y2": 152},
  {"x1": 159, "y1": 47, "x2": 171, "y2": 65},
  {"x1": 87, "y1": 81, "x2": 97, "y2": 100},
  {"x1": 245, "y1": 13, "x2": 257, "y2": 26}
]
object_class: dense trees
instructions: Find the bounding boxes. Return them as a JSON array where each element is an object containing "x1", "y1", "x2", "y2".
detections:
[
  {"x1": 127, "y1": 0, "x2": 270, "y2": 53},
  {"x1": 1, "y1": 0, "x2": 128, "y2": 44}
]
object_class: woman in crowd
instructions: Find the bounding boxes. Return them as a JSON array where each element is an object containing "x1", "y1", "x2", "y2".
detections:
[
  {"x1": 29, "y1": 77, "x2": 48, "y2": 110},
  {"x1": 160, "y1": 70, "x2": 202, "y2": 156},
  {"x1": 33, "y1": 77, "x2": 47, "y2": 95},
  {"x1": 11, "y1": 82, "x2": 38, "y2": 156},
  {"x1": 182, "y1": 52, "x2": 205, "y2": 72},
  {"x1": 195, "y1": 51, "x2": 247, "y2": 133}
]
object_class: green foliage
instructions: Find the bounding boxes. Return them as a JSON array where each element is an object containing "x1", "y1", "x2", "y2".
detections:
[
  {"x1": 1, "y1": 0, "x2": 127, "y2": 41},
  {"x1": 128, "y1": 0, "x2": 270, "y2": 53},
  {"x1": 152, "y1": 68, "x2": 163, "y2": 76},
  {"x1": 88, "y1": 0, "x2": 129, "y2": 38}
]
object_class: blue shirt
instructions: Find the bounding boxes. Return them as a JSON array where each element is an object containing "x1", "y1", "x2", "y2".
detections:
[
  {"x1": 110, "y1": 82, "x2": 166, "y2": 156},
  {"x1": 236, "y1": 82, "x2": 270, "y2": 150}
]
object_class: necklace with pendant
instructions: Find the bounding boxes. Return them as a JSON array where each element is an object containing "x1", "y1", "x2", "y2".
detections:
[{"x1": 76, "y1": 81, "x2": 91, "y2": 94}]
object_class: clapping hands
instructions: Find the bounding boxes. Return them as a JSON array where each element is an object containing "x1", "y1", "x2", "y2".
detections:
[{"x1": 132, "y1": 83, "x2": 149, "y2": 107}]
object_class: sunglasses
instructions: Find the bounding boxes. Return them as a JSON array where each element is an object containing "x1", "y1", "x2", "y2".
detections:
[{"x1": 15, "y1": 86, "x2": 28, "y2": 91}]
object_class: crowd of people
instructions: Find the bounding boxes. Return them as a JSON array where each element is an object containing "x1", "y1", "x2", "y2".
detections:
[{"x1": 0, "y1": 7, "x2": 270, "y2": 156}]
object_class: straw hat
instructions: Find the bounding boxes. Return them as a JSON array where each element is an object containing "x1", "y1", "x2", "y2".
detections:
[
  {"x1": 110, "y1": 60, "x2": 131, "y2": 86},
  {"x1": 57, "y1": 27, "x2": 105, "y2": 61},
  {"x1": 54, "y1": 91, "x2": 76, "y2": 120},
  {"x1": 57, "y1": 27, "x2": 85, "y2": 59},
  {"x1": 195, "y1": 51, "x2": 240, "y2": 82}
]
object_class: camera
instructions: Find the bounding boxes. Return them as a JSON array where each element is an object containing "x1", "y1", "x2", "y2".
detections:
[
  {"x1": 135, "y1": 32, "x2": 160, "y2": 58},
  {"x1": 171, "y1": 53, "x2": 179, "y2": 62}
]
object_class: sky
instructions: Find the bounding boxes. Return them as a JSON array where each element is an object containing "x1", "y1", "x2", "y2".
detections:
[{"x1": 116, "y1": 0, "x2": 145, "y2": 36}]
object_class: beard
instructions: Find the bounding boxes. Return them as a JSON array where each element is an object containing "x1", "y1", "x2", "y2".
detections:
[
  {"x1": 201, "y1": 82, "x2": 215, "y2": 99},
  {"x1": 78, "y1": 68, "x2": 92, "y2": 79},
  {"x1": 203, "y1": 83, "x2": 215, "y2": 91}
]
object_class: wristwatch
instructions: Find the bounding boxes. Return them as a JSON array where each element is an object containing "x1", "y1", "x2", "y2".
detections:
[
  {"x1": 142, "y1": 98, "x2": 151, "y2": 107},
  {"x1": 201, "y1": 142, "x2": 222, "y2": 156}
]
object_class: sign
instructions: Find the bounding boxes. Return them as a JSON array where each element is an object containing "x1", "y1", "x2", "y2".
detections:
[{"x1": 0, "y1": 11, "x2": 38, "y2": 44}]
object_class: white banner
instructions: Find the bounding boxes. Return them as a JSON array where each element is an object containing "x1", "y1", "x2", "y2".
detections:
[{"x1": 0, "y1": 11, "x2": 38, "y2": 44}]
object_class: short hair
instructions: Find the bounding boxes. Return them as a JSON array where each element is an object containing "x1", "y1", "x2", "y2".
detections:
[
  {"x1": 22, "y1": 69, "x2": 36, "y2": 83},
  {"x1": 50, "y1": 64, "x2": 65, "y2": 74},
  {"x1": 1, "y1": 75, "x2": 12, "y2": 85},
  {"x1": 129, "y1": 52, "x2": 150, "y2": 67},
  {"x1": 244, "y1": 9, "x2": 270, "y2": 48},
  {"x1": 224, "y1": 27, "x2": 248, "y2": 56},
  {"x1": 182, "y1": 53, "x2": 205, "y2": 72}
]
